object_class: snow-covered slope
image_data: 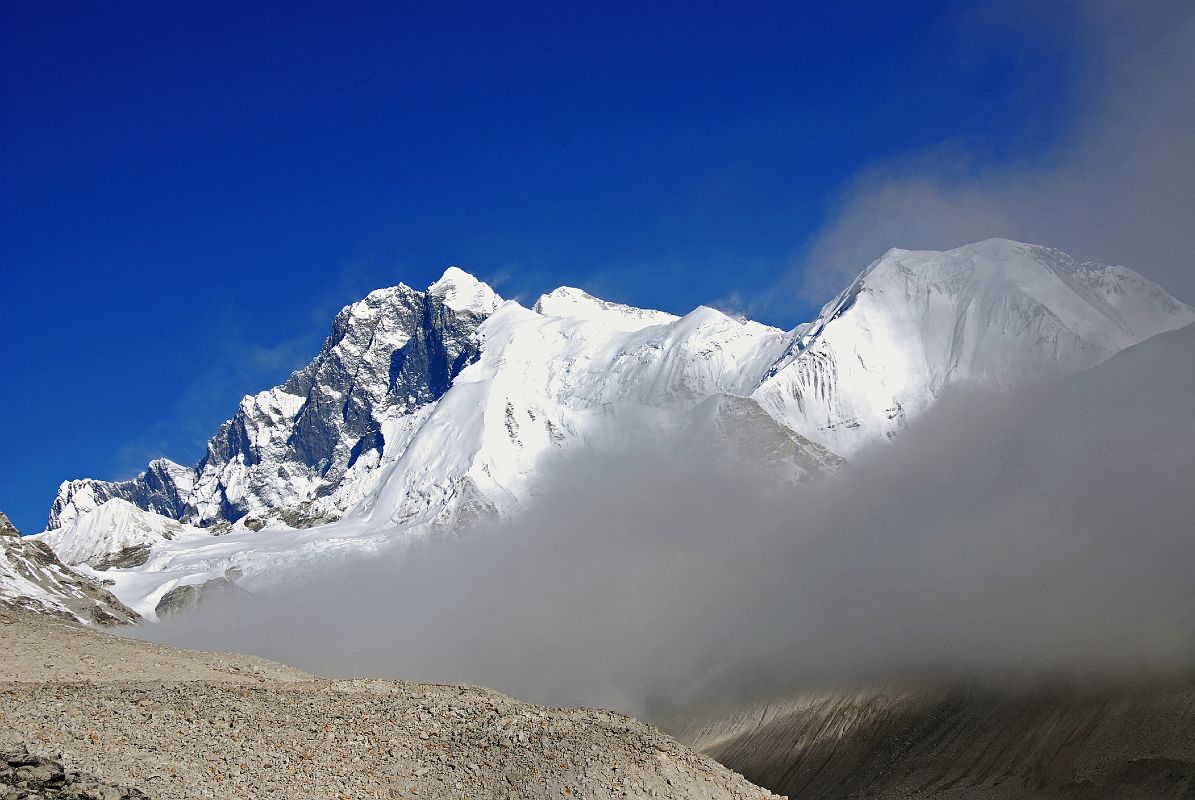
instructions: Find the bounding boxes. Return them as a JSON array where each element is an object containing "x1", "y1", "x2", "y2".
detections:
[
  {"x1": 33, "y1": 240, "x2": 1195, "y2": 617},
  {"x1": 753, "y1": 239, "x2": 1195, "y2": 454},
  {"x1": 0, "y1": 511, "x2": 140, "y2": 625},
  {"x1": 38, "y1": 499, "x2": 209, "y2": 570},
  {"x1": 350, "y1": 298, "x2": 804, "y2": 531},
  {"x1": 533, "y1": 286, "x2": 679, "y2": 331}
]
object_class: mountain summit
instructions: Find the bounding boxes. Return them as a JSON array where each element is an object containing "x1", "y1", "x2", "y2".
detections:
[
  {"x1": 428, "y1": 266, "x2": 504, "y2": 315},
  {"x1": 49, "y1": 269, "x2": 501, "y2": 531},
  {"x1": 754, "y1": 238, "x2": 1193, "y2": 453},
  {"x1": 31, "y1": 241, "x2": 1195, "y2": 619}
]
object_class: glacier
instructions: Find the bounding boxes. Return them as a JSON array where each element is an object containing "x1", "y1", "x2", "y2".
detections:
[{"x1": 27, "y1": 239, "x2": 1195, "y2": 620}]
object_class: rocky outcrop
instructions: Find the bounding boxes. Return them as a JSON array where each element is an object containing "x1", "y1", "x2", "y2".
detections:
[
  {"x1": 1, "y1": 745, "x2": 148, "y2": 799},
  {"x1": 153, "y1": 570, "x2": 245, "y2": 619},
  {"x1": 91, "y1": 544, "x2": 151, "y2": 571},
  {"x1": 264, "y1": 285, "x2": 484, "y2": 496}
]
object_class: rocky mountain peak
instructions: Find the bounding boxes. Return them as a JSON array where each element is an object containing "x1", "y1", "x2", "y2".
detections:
[{"x1": 47, "y1": 269, "x2": 503, "y2": 532}]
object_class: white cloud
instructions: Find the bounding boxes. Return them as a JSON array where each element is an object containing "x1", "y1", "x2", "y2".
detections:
[{"x1": 791, "y1": 1, "x2": 1195, "y2": 308}]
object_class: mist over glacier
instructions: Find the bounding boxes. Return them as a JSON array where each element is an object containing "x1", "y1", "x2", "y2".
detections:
[{"x1": 136, "y1": 324, "x2": 1195, "y2": 717}]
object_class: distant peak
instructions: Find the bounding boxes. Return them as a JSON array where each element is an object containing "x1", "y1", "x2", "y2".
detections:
[
  {"x1": 852, "y1": 239, "x2": 1065, "y2": 289},
  {"x1": 433, "y1": 265, "x2": 474, "y2": 285},
  {"x1": 146, "y1": 457, "x2": 189, "y2": 474},
  {"x1": 535, "y1": 285, "x2": 589, "y2": 304},
  {"x1": 534, "y1": 286, "x2": 677, "y2": 331},
  {"x1": 358, "y1": 283, "x2": 417, "y2": 305},
  {"x1": 533, "y1": 286, "x2": 609, "y2": 314},
  {"x1": 945, "y1": 237, "x2": 1038, "y2": 258},
  {"x1": 428, "y1": 267, "x2": 502, "y2": 315},
  {"x1": 877, "y1": 238, "x2": 1034, "y2": 263}
]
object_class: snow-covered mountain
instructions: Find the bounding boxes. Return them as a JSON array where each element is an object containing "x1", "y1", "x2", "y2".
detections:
[
  {"x1": 0, "y1": 511, "x2": 139, "y2": 625},
  {"x1": 753, "y1": 238, "x2": 1194, "y2": 454},
  {"x1": 48, "y1": 268, "x2": 499, "y2": 531},
  {"x1": 30, "y1": 239, "x2": 1195, "y2": 618}
]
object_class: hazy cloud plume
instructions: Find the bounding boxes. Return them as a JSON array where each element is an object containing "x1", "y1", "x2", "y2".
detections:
[
  {"x1": 795, "y1": 1, "x2": 1195, "y2": 306},
  {"x1": 137, "y1": 324, "x2": 1195, "y2": 721}
]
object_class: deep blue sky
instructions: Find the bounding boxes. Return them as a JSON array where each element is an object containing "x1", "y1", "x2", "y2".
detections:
[{"x1": 0, "y1": 1, "x2": 1081, "y2": 531}]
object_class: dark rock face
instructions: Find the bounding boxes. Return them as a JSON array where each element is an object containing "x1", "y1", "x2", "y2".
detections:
[
  {"x1": 0, "y1": 514, "x2": 17, "y2": 538},
  {"x1": 1097, "y1": 758, "x2": 1195, "y2": 800},
  {"x1": 92, "y1": 545, "x2": 152, "y2": 571},
  {"x1": 154, "y1": 569, "x2": 246, "y2": 619},
  {"x1": 278, "y1": 289, "x2": 482, "y2": 477},
  {"x1": 46, "y1": 459, "x2": 194, "y2": 531},
  {"x1": 387, "y1": 294, "x2": 483, "y2": 406},
  {"x1": 1, "y1": 744, "x2": 149, "y2": 799},
  {"x1": 49, "y1": 282, "x2": 491, "y2": 531}
]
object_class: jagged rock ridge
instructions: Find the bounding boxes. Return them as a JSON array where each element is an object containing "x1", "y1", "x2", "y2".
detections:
[{"x1": 49, "y1": 269, "x2": 497, "y2": 531}]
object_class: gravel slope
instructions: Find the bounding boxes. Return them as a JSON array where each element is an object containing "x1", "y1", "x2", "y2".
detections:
[
  {"x1": 0, "y1": 610, "x2": 778, "y2": 799},
  {"x1": 0, "y1": 610, "x2": 308, "y2": 684}
]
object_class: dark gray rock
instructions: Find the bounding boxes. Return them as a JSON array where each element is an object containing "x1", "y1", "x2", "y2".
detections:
[
  {"x1": 92, "y1": 545, "x2": 151, "y2": 571},
  {"x1": 671, "y1": 685, "x2": 1195, "y2": 800},
  {"x1": 154, "y1": 572, "x2": 247, "y2": 619},
  {"x1": 1, "y1": 744, "x2": 149, "y2": 799}
]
